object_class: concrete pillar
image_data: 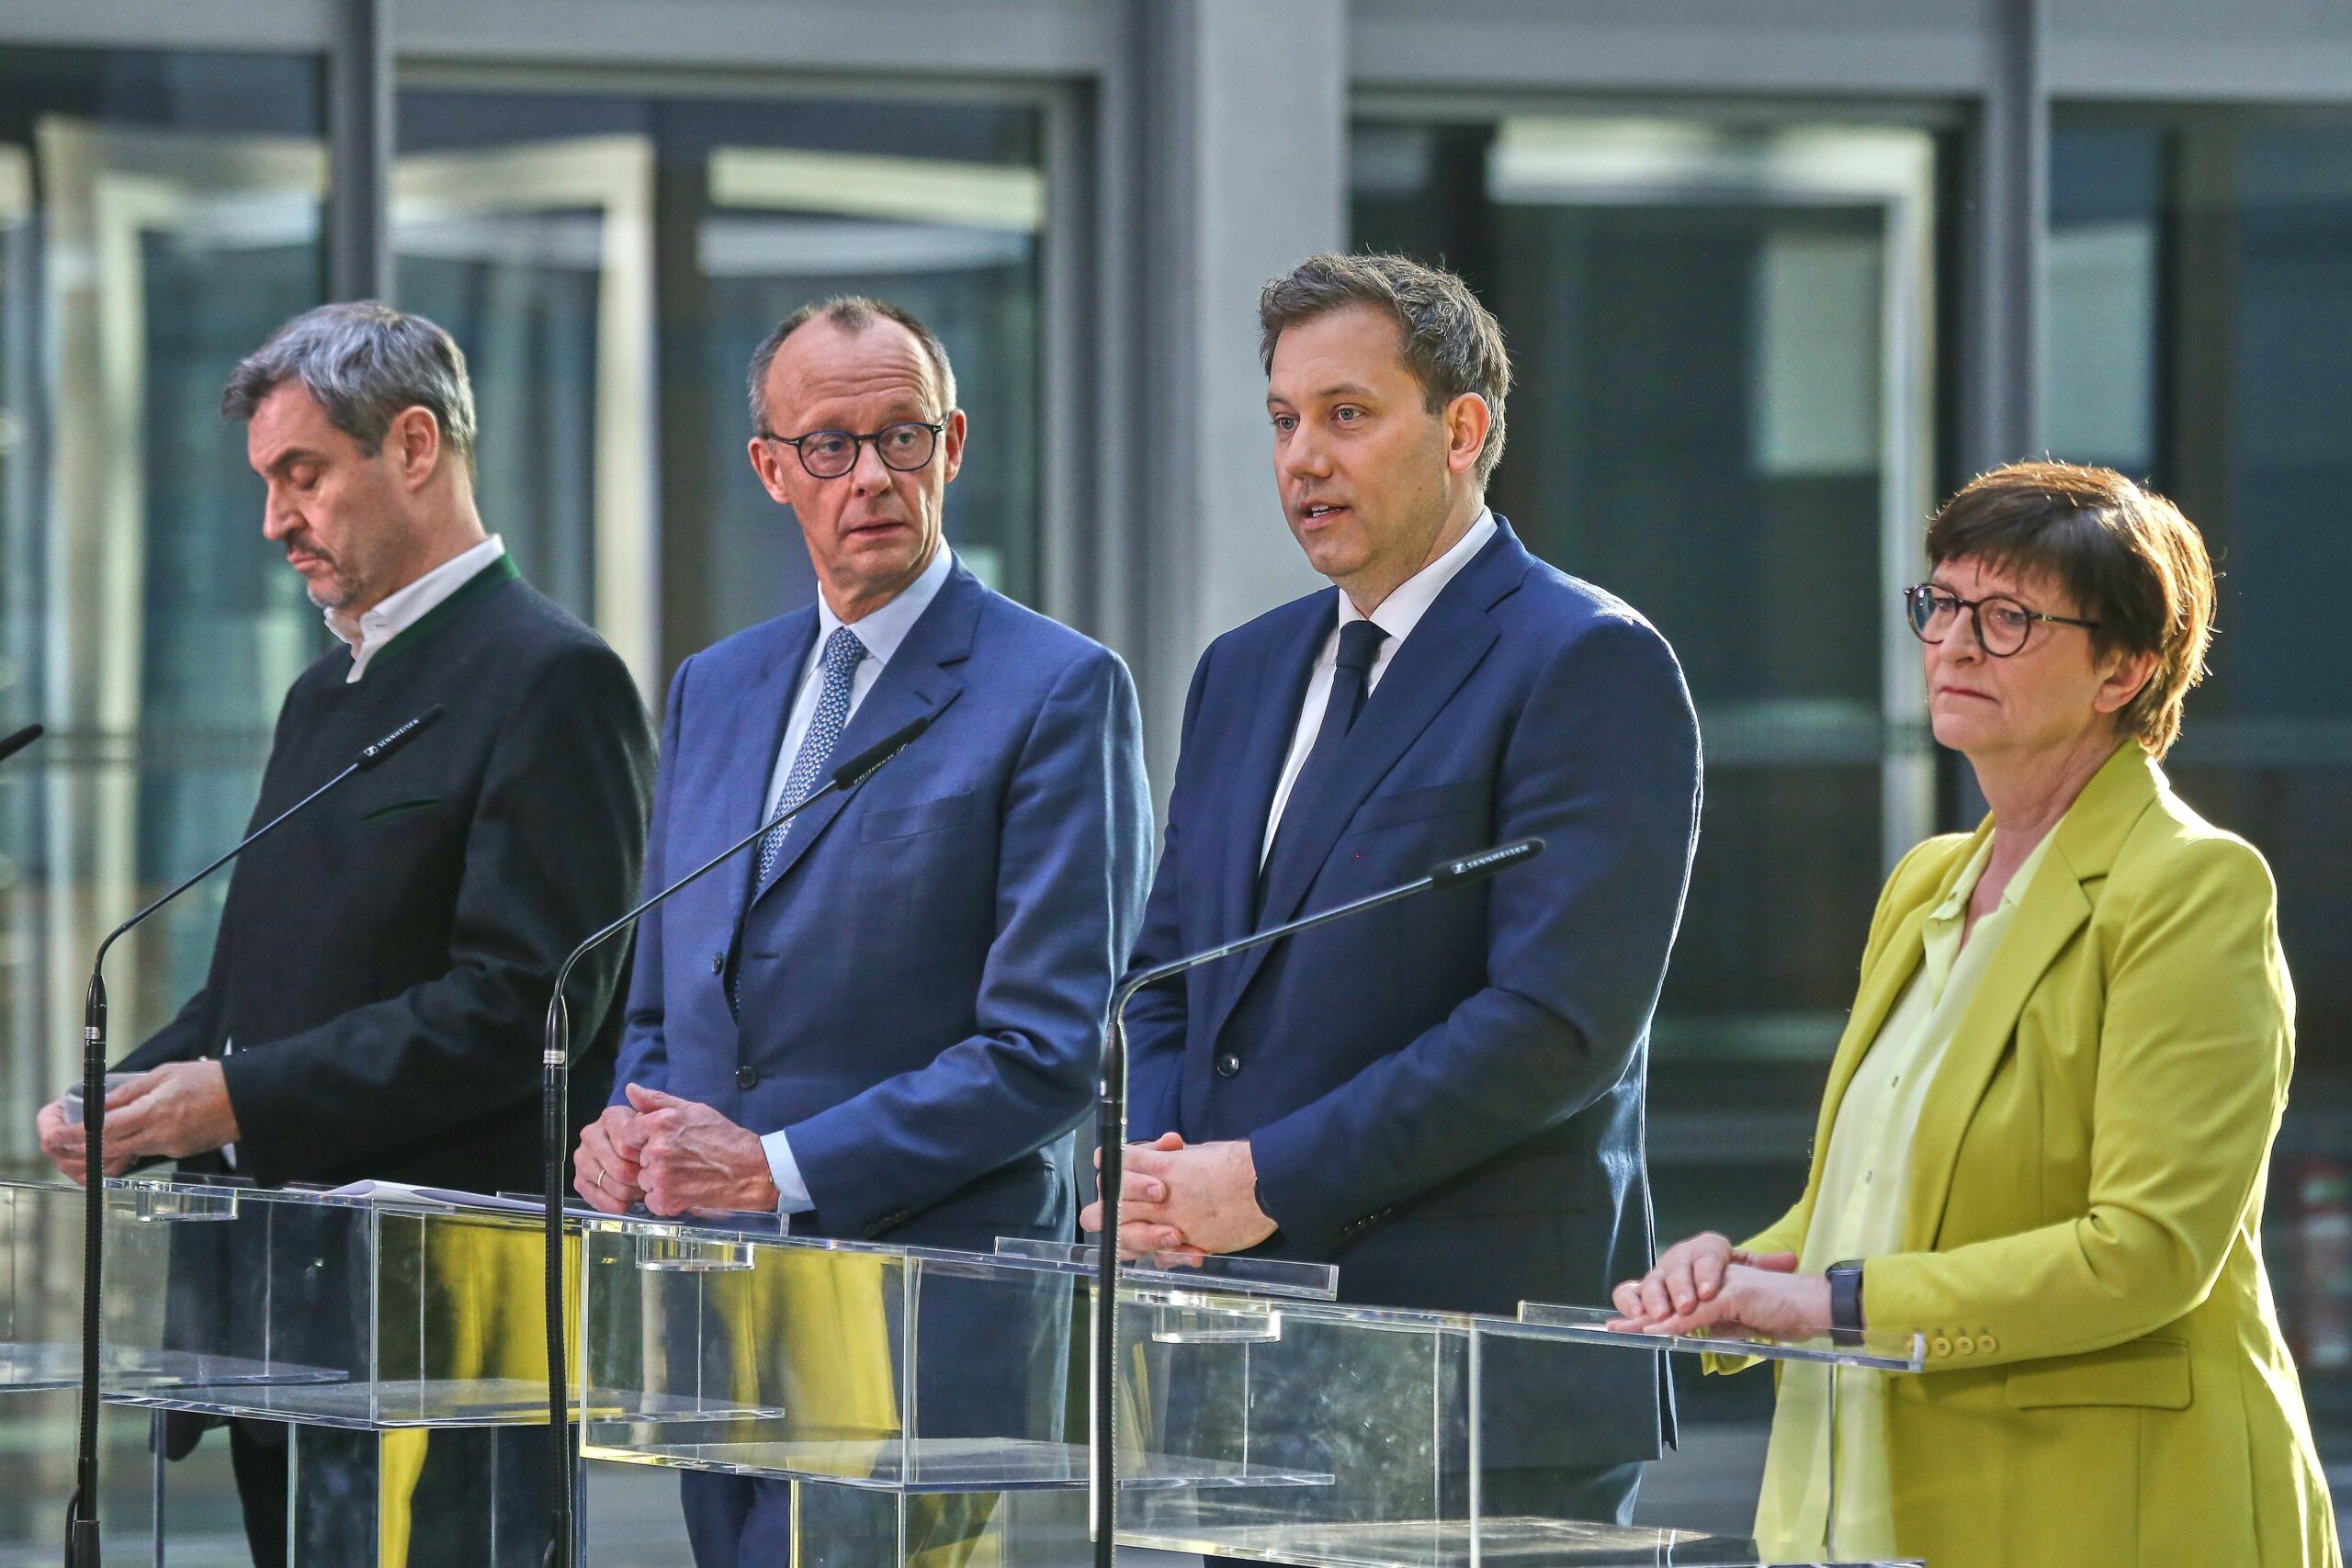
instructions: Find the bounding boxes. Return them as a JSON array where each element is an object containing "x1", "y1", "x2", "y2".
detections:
[{"x1": 1110, "y1": 0, "x2": 1347, "y2": 791}]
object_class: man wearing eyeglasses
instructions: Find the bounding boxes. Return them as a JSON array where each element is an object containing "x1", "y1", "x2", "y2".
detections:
[{"x1": 579, "y1": 296, "x2": 1150, "y2": 1566}]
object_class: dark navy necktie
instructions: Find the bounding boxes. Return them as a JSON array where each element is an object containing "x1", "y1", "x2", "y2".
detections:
[{"x1": 1261, "y1": 618, "x2": 1388, "y2": 911}]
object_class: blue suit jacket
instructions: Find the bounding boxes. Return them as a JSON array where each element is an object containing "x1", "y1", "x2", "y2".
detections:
[
  {"x1": 614, "y1": 561, "x2": 1152, "y2": 1245},
  {"x1": 1124, "y1": 520, "x2": 1701, "y2": 1461}
]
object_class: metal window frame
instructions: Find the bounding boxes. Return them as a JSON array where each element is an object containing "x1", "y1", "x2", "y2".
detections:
[
  {"x1": 388, "y1": 60, "x2": 1081, "y2": 663},
  {"x1": 1359, "y1": 104, "x2": 1942, "y2": 868}
]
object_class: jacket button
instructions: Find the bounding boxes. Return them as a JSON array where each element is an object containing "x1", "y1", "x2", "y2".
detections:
[
  {"x1": 709, "y1": 953, "x2": 726, "y2": 975},
  {"x1": 1979, "y1": 1335, "x2": 1998, "y2": 1354},
  {"x1": 735, "y1": 1066, "x2": 759, "y2": 1090},
  {"x1": 1215, "y1": 1053, "x2": 1241, "y2": 1078},
  {"x1": 1930, "y1": 1336, "x2": 1953, "y2": 1358}
]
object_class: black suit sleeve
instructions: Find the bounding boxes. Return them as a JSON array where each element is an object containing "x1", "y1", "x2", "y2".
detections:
[
  {"x1": 218, "y1": 643, "x2": 655, "y2": 1182},
  {"x1": 112, "y1": 987, "x2": 212, "y2": 1076}
]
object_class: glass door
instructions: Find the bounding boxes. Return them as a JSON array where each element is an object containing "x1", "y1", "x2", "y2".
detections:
[
  {"x1": 1353, "y1": 114, "x2": 1938, "y2": 1529},
  {"x1": 392, "y1": 134, "x2": 660, "y2": 701},
  {"x1": 22, "y1": 113, "x2": 327, "y2": 1139},
  {"x1": 1471, "y1": 117, "x2": 1936, "y2": 1070}
]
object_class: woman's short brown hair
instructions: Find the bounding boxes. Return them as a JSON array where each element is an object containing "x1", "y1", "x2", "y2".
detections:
[{"x1": 1925, "y1": 461, "x2": 2215, "y2": 758}]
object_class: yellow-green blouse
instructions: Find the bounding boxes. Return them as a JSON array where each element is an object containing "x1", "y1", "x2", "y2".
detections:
[{"x1": 1755, "y1": 826, "x2": 2057, "y2": 1557}]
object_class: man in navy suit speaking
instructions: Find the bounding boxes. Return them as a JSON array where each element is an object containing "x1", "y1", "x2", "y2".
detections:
[
  {"x1": 578, "y1": 297, "x2": 1150, "y2": 1564},
  {"x1": 1085, "y1": 253, "x2": 1702, "y2": 1524}
]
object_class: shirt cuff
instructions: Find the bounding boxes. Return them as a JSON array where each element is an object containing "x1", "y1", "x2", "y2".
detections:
[{"x1": 760, "y1": 1130, "x2": 815, "y2": 1216}]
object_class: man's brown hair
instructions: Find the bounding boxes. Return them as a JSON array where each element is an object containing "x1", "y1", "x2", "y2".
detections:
[
  {"x1": 1925, "y1": 460, "x2": 2216, "y2": 757},
  {"x1": 1258, "y1": 252, "x2": 1511, "y2": 484}
]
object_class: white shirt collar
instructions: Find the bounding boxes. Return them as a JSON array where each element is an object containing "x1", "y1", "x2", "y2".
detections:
[
  {"x1": 1336, "y1": 509, "x2": 1498, "y2": 642},
  {"x1": 817, "y1": 540, "x2": 955, "y2": 668},
  {"x1": 338, "y1": 535, "x2": 507, "y2": 682}
]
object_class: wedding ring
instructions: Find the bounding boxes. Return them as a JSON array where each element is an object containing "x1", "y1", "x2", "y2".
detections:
[{"x1": 595, "y1": 1167, "x2": 611, "y2": 1193}]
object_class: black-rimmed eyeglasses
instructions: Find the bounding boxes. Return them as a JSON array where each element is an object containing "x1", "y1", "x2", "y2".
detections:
[
  {"x1": 1903, "y1": 583, "x2": 2100, "y2": 658},
  {"x1": 758, "y1": 421, "x2": 944, "y2": 479}
]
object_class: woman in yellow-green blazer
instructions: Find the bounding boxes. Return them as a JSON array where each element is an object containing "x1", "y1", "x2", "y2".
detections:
[{"x1": 1612, "y1": 461, "x2": 2340, "y2": 1568}]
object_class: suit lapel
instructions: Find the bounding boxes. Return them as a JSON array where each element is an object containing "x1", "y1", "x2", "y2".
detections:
[
  {"x1": 1204, "y1": 532, "x2": 1519, "y2": 1046},
  {"x1": 746, "y1": 567, "x2": 979, "y2": 911},
  {"x1": 1209, "y1": 594, "x2": 1332, "y2": 1003},
  {"x1": 1897, "y1": 859, "x2": 2092, "y2": 1249},
  {"x1": 725, "y1": 611, "x2": 819, "y2": 933},
  {"x1": 1899, "y1": 745, "x2": 2158, "y2": 1249}
]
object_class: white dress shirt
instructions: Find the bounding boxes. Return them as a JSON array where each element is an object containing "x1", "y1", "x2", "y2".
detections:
[
  {"x1": 1261, "y1": 510, "x2": 1498, "y2": 865},
  {"x1": 333, "y1": 535, "x2": 508, "y2": 682},
  {"x1": 759, "y1": 542, "x2": 956, "y2": 1214}
]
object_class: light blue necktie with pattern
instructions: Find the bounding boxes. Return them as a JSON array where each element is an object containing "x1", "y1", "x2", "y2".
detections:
[
  {"x1": 757, "y1": 624, "x2": 867, "y2": 892},
  {"x1": 737, "y1": 626, "x2": 865, "y2": 1012}
]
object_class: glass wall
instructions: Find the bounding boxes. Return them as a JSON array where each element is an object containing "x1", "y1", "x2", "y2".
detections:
[
  {"x1": 0, "y1": 44, "x2": 325, "y2": 1557},
  {"x1": 2047, "y1": 103, "x2": 2352, "y2": 1486},
  {"x1": 392, "y1": 85, "x2": 1046, "y2": 678},
  {"x1": 0, "y1": 69, "x2": 1050, "y2": 1173},
  {"x1": 0, "y1": 48, "x2": 327, "y2": 1167},
  {"x1": 1353, "y1": 115, "x2": 1939, "y2": 1503}
]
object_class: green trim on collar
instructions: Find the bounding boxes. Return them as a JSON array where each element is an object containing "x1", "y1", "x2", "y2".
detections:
[{"x1": 361, "y1": 552, "x2": 522, "y2": 678}]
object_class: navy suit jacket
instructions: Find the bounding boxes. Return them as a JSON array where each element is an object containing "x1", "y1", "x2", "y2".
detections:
[
  {"x1": 1124, "y1": 520, "x2": 1701, "y2": 1461},
  {"x1": 613, "y1": 560, "x2": 1152, "y2": 1246}
]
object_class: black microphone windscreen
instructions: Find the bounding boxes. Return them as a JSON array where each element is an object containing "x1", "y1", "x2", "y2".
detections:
[
  {"x1": 0, "y1": 723, "x2": 43, "y2": 765},
  {"x1": 1428, "y1": 836, "x2": 1545, "y2": 888},
  {"x1": 356, "y1": 705, "x2": 448, "y2": 772},
  {"x1": 831, "y1": 713, "x2": 933, "y2": 789}
]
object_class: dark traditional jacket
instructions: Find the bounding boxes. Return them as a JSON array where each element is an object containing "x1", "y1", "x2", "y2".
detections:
[{"x1": 120, "y1": 556, "x2": 657, "y2": 1195}]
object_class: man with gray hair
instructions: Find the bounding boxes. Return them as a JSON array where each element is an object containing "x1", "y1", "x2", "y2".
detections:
[
  {"x1": 1088, "y1": 252, "x2": 1702, "y2": 1530},
  {"x1": 35, "y1": 300, "x2": 656, "y2": 1566},
  {"x1": 582, "y1": 294, "x2": 1149, "y2": 1564}
]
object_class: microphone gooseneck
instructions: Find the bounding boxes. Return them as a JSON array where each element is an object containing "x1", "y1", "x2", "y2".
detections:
[
  {"x1": 356, "y1": 704, "x2": 446, "y2": 771},
  {"x1": 1087, "y1": 836, "x2": 1544, "y2": 1568},
  {"x1": 0, "y1": 723, "x2": 44, "y2": 766},
  {"x1": 65, "y1": 708, "x2": 445, "y2": 1568},
  {"x1": 538, "y1": 711, "x2": 933, "y2": 1568}
]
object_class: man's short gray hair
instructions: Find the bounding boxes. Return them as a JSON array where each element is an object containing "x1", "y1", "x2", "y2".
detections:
[
  {"x1": 1259, "y1": 252, "x2": 1511, "y2": 485},
  {"x1": 745, "y1": 296, "x2": 958, "y2": 434},
  {"x1": 222, "y1": 300, "x2": 478, "y2": 466}
]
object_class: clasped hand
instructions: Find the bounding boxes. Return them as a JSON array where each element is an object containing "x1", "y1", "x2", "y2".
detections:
[
  {"x1": 1606, "y1": 1230, "x2": 1830, "y2": 1340},
  {"x1": 573, "y1": 1084, "x2": 779, "y2": 1217},
  {"x1": 1077, "y1": 1133, "x2": 1276, "y2": 1260}
]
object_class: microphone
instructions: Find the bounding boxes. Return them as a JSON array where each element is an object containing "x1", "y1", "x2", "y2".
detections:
[
  {"x1": 64, "y1": 706, "x2": 445, "y2": 1568},
  {"x1": 537, "y1": 711, "x2": 933, "y2": 1568},
  {"x1": 1086, "y1": 836, "x2": 1544, "y2": 1568},
  {"x1": 0, "y1": 723, "x2": 43, "y2": 765}
]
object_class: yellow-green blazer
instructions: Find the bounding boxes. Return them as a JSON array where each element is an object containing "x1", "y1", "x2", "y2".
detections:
[{"x1": 1740, "y1": 745, "x2": 2340, "y2": 1568}]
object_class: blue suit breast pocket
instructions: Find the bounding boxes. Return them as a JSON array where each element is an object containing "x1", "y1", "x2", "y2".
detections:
[
  {"x1": 1343, "y1": 778, "x2": 1487, "y2": 837},
  {"x1": 859, "y1": 789, "x2": 978, "y2": 843}
]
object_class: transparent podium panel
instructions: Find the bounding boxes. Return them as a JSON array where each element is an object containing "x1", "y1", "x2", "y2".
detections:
[
  {"x1": 790, "y1": 1479, "x2": 1090, "y2": 1568},
  {"x1": 1112, "y1": 1288, "x2": 1925, "y2": 1568},
  {"x1": 287, "y1": 1424, "x2": 572, "y2": 1568},
  {"x1": 578, "y1": 1213, "x2": 1088, "y2": 1491},
  {"x1": 1, "y1": 1174, "x2": 347, "y2": 1396},
  {"x1": 96, "y1": 1177, "x2": 574, "y2": 1427}
]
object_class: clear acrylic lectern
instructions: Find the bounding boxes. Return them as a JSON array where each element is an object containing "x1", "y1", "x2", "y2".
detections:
[
  {"x1": 578, "y1": 1203, "x2": 1926, "y2": 1568},
  {"x1": 578, "y1": 1212, "x2": 1336, "y2": 1566},
  {"x1": 1112, "y1": 1281, "x2": 1928, "y2": 1568},
  {"x1": 87, "y1": 1175, "x2": 578, "y2": 1566}
]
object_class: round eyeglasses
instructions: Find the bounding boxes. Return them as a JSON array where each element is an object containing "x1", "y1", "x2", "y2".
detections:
[
  {"x1": 1903, "y1": 583, "x2": 2100, "y2": 658},
  {"x1": 760, "y1": 421, "x2": 944, "y2": 480}
]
